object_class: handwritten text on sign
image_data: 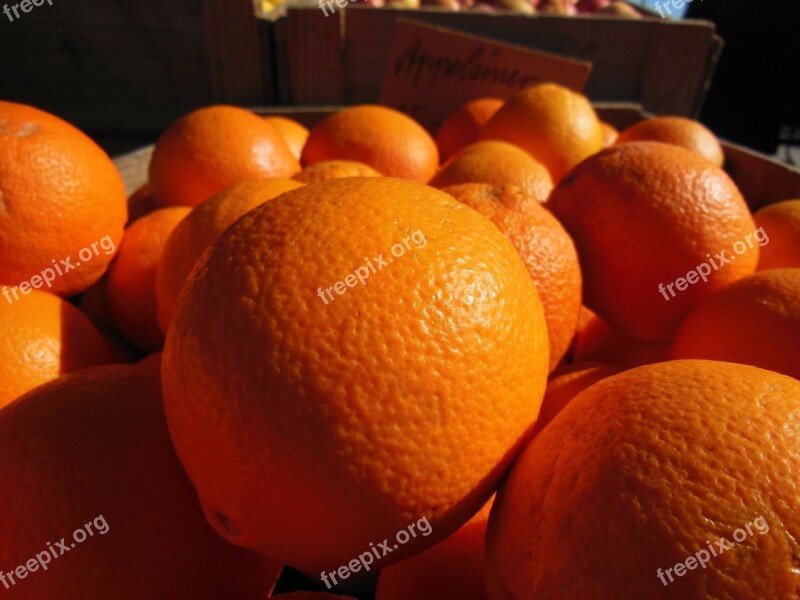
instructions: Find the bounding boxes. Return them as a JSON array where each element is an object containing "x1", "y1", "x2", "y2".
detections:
[{"x1": 380, "y1": 20, "x2": 592, "y2": 132}]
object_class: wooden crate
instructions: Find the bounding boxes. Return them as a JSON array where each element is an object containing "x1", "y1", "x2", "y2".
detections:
[
  {"x1": 0, "y1": 0, "x2": 268, "y2": 133},
  {"x1": 113, "y1": 104, "x2": 800, "y2": 209},
  {"x1": 277, "y1": 7, "x2": 723, "y2": 117}
]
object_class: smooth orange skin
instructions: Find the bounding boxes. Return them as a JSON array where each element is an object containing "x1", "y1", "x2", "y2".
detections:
[
  {"x1": 671, "y1": 268, "x2": 800, "y2": 381},
  {"x1": 376, "y1": 498, "x2": 493, "y2": 600},
  {"x1": 77, "y1": 277, "x2": 141, "y2": 364},
  {"x1": 573, "y1": 313, "x2": 672, "y2": 367},
  {"x1": 155, "y1": 178, "x2": 304, "y2": 331},
  {"x1": 127, "y1": 182, "x2": 157, "y2": 225},
  {"x1": 754, "y1": 199, "x2": 800, "y2": 270},
  {"x1": 435, "y1": 97, "x2": 504, "y2": 161},
  {"x1": 444, "y1": 183, "x2": 581, "y2": 370},
  {"x1": 293, "y1": 160, "x2": 382, "y2": 184},
  {"x1": 0, "y1": 101, "x2": 127, "y2": 296},
  {"x1": 107, "y1": 207, "x2": 191, "y2": 352},
  {"x1": 480, "y1": 83, "x2": 603, "y2": 183},
  {"x1": 0, "y1": 365, "x2": 281, "y2": 599},
  {"x1": 301, "y1": 106, "x2": 439, "y2": 183},
  {"x1": 616, "y1": 116, "x2": 725, "y2": 167},
  {"x1": 532, "y1": 361, "x2": 622, "y2": 435},
  {"x1": 263, "y1": 115, "x2": 310, "y2": 161},
  {"x1": 149, "y1": 105, "x2": 300, "y2": 208},
  {"x1": 430, "y1": 141, "x2": 554, "y2": 202},
  {"x1": 599, "y1": 121, "x2": 619, "y2": 146},
  {"x1": 162, "y1": 177, "x2": 549, "y2": 573},
  {"x1": 548, "y1": 142, "x2": 758, "y2": 341},
  {"x1": 0, "y1": 289, "x2": 114, "y2": 408},
  {"x1": 486, "y1": 360, "x2": 800, "y2": 599}
]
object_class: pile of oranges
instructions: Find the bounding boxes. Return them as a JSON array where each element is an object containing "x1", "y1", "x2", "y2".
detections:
[{"x1": 0, "y1": 82, "x2": 799, "y2": 599}]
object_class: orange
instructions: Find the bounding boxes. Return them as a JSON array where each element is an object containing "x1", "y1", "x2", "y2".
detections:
[
  {"x1": 0, "y1": 101, "x2": 127, "y2": 296},
  {"x1": 156, "y1": 178, "x2": 304, "y2": 330},
  {"x1": 444, "y1": 183, "x2": 581, "y2": 370},
  {"x1": 548, "y1": 141, "x2": 758, "y2": 341},
  {"x1": 0, "y1": 288, "x2": 113, "y2": 408},
  {"x1": 107, "y1": 206, "x2": 191, "y2": 352},
  {"x1": 293, "y1": 160, "x2": 382, "y2": 184},
  {"x1": 430, "y1": 142, "x2": 554, "y2": 202},
  {"x1": 486, "y1": 360, "x2": 800, "y2": 599},
  {"x1": 127, "y1": 182, "x2": 157, "y2": 224},
  {"x1": 616, "y1": 115, "x2": 725, "y2": 167},
  {"x1": 671, "y1": 268, "x2": 800, "y2": 381},
  {"x1": 77, "y1": 277, "x2": 140, "y2": 363},
  {"x1": 149, "y1": 105, "x2": 300, "y2": 208},
  {"x1": 301, "y1": 106, "x2": 438, "y2": 183},
  {"x1": 435, "y1": 97, "x2": 504, "y2": 161},
  {"x1": 532, "y1": 361, "x2": 622, "y2": 435},
  {"x1": 573, "y1": 313, "x2": 672, "y2": 367},
  {"x1": 599, "y1": 120, "x2": 618, "y2": 146},
  {"x1": 0, "y1": 364, "x2": 280, "y2": 598},
  {"x1": 162, "y1": 177, "x2": 549, "y2": 573},
  {"x1": 263, "y1": 115, "x2": 309, "y2": 161},
  {"x1": 479, "y1": 83, "x2": 603, "y2": 182},
  {"x1": 754, "y1": 199, "x2": 800, "y2": 270},
  {"x1": 375, "y1": 498, "x2": 493, "y2": 600}
]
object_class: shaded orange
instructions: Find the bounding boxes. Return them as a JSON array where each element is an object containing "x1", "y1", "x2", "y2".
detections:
[
  {"x1": 301, "y1": 105, "x2": 438, "y2": 183},
  {"x1": 435, "y1": 97, "x2": 504, "y2": 161},
  {"x1": 0, "y1": 101, "x2": 127, "y2": 296},
  {"x1": 127, "y1": 182, "x2": 157, "y2": 225},
  {"x1": 156, "y1": 178, "x2": 303, "y2": 330},
  {"x1": 0, "y1": 364, "x2": 281, "y2": 598},
  {"x1": 487, "y1": 360, "x2": 800, "y2": 599},
  {"x1": 430, "y1": 141, "x2": 553, "y2": 202},
  {"x1": 444, "y1": 183, "x2": 581, "y2": 370},
  {"x1": 162, "y1": 177, "x2": 549, "y2": 573},
  {"x1": 293, "y1": 160, "x2": 382, "y2": 184},
  {"x1": 548, "y1": 142, "x2": 758, "y2": 341},
  {"x1": 0, "y1": 289, "x2": 113, "y2": 408},
  {"x1": 263, "y1": 115, "x2": 310, "y2": 161},
  {"x1": 149, "y1": 105, "x2": 300, "y2": 208},
  {"x1": 532, "y1": 361, "x2": 623, "y2": 436},
  {"x1": 671, "y1": 268, "x2": 800, "y2": 381},
  {"x1": 754, "y1": 199, "x2": 800, "y2": 270},
  {"x1": 376, "y1": 498, "x2": 493, "y2": 600},
  {"x1": 616, "y1": 116, "x2": 724, "y2": 167},
  {"x1": 107, "y1": 207, "x2": 191, "y2": 352},
  {"x1": 573, "y1": 313, "x2": 672, "y2": 367},
  {"x1": 599, "y1": 121, "x2": 619, "y2": 146},
  {"x1": 480, "y1": 83, "x2": 603, "y2": 182}
]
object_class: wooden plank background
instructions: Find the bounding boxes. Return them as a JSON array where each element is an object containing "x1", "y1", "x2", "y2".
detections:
[
  {"x1": 284, "y1": 7, "x2": 722, "y2": 117},
  {"x1": 0, "y1": 0, "x2": 267, "y2": 134}
]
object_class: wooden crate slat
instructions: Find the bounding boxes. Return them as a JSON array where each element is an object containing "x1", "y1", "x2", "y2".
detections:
[
  {"x1": 202, "y1": 0, "x2": 265, "y2": 104},
  {"x1": 285, "y1": 8, "x2": 345, "y2": 104},
  {"x1": 294, "y1": 7, "x2": 721, "y2": 116}
]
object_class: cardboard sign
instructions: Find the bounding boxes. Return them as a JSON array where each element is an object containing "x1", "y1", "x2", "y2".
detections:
[{"x1": 380, "y1": 19, "x2": 592, "y2": 132}]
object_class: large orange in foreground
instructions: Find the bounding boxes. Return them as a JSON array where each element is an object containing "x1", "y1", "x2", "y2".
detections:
[
  {"x1": 0, "y1": 365, "x2": 280, "y2": 599},
  {"x1": 301, "y1": 106, "x2": 438, "y2": 182},
  {"x1": 0, "y1": 101, "x2": 127, "y2": 296},
  {"x1": 486, "y1": 360, "x2": 800, "y2": 599},
  {"x1": 548, "y1": 142, "x2": 758, "y2": 341},
  {"x1": 162, "y1": 177, "x2": 549, "y2": 573}
]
